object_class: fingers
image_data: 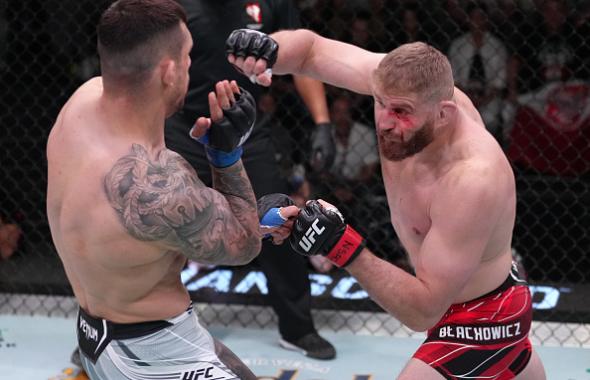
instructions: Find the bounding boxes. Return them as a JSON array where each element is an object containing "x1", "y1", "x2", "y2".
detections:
[
  {"x1": 259, "y1": 225, "x2": 289, "y2": 245},
  {"x1": 225, "y1": 81, "x2": 237, "y2": 105},
  {"x1": 242, "y1": 56, "x2": 257, "y2": 75},
  {"x1": 191, "y1": 117, "x2": 211, "y2": 139},
  {"x1": 279, "y1": 205, "x2": 300, "y2": 220},
  {"x1": 255, "y1": 72, "x2": 272, "y2": 87},
  {"x1": 215, "y1": 81, "x2": 231, "y2": 110},
  {"x1": 227, "y1": 54, "x2": 270, "y2": 81},
  {"x1": 232, "y1": 56, "x2": 245, "y2": 70},
  {"x1": 208, "y1": 80, "x2": 241, "y2": 123},
  {"x1": 254, "y1": 58, "x2": 269, "y2": 75},
  {"x1": 208, "y1": 91, "x2": 223, "y2": 122},
  {"x1": 309, "y1": 255, "x2": 334, "y2": 273},
  {"x1": 269, "y1": 225, "x2": 292, "y2": 245},
  {"x1": 230, "y1": 80, "x2": 240, "y2": 95},
  {"x1": 315, "y1": 198, "x2": 344, "y2": 222}
]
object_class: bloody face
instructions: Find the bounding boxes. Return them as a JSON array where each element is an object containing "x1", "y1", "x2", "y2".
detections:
[{"x1": 373, "y1": 92, "x2": 436, "y2": 161}]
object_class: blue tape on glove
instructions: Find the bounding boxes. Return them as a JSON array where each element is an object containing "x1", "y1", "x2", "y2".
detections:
[
  {"x1": 189, "y1": 125, "x2": 243, "y2": 168},
  {"x1": 260, "y1": 207, "x2": 287, "y2": 228},
  {"x1": 205, "y1": 146, "x2": 243, "y2": 168}
]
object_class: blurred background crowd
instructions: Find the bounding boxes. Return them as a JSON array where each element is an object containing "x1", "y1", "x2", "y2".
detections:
[{"x1": 0, "y1": 0, "x2": 588, "y2": 287}]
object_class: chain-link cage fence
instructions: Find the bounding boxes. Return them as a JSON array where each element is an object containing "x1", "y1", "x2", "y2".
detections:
[{"x1": 0, "y1": 0, "x2": 588, "y2": 348}]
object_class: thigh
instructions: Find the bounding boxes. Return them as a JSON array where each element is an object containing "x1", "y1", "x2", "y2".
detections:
[
  {"x1": 397, "y1": 358, "x2": 446, "y2": 380},
  {"x1": 214, "y1": 338, "x2": 257, "y2": 380},
  {"x1": 515, "y1": 349, "x2": 546, "y2": 380}
]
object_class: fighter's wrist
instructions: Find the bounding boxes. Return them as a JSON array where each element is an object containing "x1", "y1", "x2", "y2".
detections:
[
  {"x1": 205, "y1": 146, "x2": 243, "y2": 168},
  {"x1": 324, "y1": 225, "x2": 365, "y2": 267}
]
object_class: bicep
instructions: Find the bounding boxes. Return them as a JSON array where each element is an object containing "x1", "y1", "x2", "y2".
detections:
[
  {"x1": 306, "y1": 37, "x2": 385, "y2": 95},
  {"x1": 273, "y1": 29, "x2": 384, "y2": 95}
]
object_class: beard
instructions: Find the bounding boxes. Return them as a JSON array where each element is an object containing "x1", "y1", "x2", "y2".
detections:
[{"x1": 378, "y1": 118, "x2": 435, "y2": 161}]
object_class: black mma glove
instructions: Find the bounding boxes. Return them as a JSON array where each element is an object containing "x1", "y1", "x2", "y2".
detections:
[
  {"x1": 257, "y1": 193, "x2": 296, "y2": 240},
  {"x1": 225, "y1": 29, "x2": 279, "y2": 68},
  {"x1": 190, "y1": 87, "x2": 256, "y2": 167},
  {"x1": 289, "y1": 200, "x2": 365, "y2": 267},
  {"x1": 310, "y1": 122, "x2": 336, "y2": 171}
]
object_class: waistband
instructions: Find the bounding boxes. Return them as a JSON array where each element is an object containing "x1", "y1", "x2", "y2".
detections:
[
  {"x1": 78, "y1": 302, "x2": 193, "y2": 340},
  {"x1": 461, "y1": 261, "x2": 527, "y2": 305}
]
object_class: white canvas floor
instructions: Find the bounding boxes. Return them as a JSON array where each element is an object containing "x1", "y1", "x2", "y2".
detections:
[{"x1": 0, "y1": 315, "x2": 588, "y2": 379}]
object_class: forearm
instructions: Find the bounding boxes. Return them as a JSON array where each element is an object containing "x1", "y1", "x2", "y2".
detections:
[
  {"x1": 211, "y1": 161, "x2": 261, "y2": 260},
  {"x1": 347, "y1": 249, "x2": 443, "y2": 331},
  {"x1": 292, "y1": 75, "x2": 329, "y2": 124}
]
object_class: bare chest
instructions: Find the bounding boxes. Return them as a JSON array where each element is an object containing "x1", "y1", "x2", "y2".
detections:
[{"x1": 384, "y1": 168, "x2": 436, "y2": 254}]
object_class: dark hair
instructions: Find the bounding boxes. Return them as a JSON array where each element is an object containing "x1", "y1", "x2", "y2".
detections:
[{"x1": 97, "y1": 0, "x2": 187, "y2": 82}]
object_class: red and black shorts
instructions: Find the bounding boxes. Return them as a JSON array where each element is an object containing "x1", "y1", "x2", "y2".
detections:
[{"x1": 413, "y1": 265, "x2": 533, "y2": 379}]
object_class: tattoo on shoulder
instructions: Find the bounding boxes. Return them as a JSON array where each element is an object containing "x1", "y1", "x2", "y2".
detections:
[
  {"x1": 104, "y1": 144, "x2": 203, "y2": 239},
  {"x1": 104, "y1": 144, "x2": 230, "y2": 258}
]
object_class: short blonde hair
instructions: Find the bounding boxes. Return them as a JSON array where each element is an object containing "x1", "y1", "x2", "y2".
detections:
[{"x1": 372, "y1": 42, "x2": 454, "y2": 102}]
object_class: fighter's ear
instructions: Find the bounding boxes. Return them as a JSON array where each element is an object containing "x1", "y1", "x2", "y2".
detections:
[
  {"x1": 160, "y1": 58, "x2": 176, "y2": 88},
  {"x1": 437, "y1": 100, "x2": 457, "y2": 127}
]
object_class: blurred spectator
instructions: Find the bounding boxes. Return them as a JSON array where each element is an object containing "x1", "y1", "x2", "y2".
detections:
[
  {"x1": 316, "y1": 95, "x2": 379, "y2": 219},
  {"x1": 507, "y1": 0, "x2": 584, "y2": 99},
  {"x1": 426, "y1": 0, "x2": 468, "y2": 51},
  {"x1": 365, "y1": 0, "x2": 389, "y2": 45},
  {"x1": 0, "y1": 3, "x2": 6, "y2": 72},
  {"x1": 448, "y1": 2, "x2": 507, "y2": 138},
  {"x1": 574, "y1": 1, "x2": 590, "y2": 80},
  {"x1": 0, "y1": 214, "x2": 22, "y2": 260},
  {"x1": 300, "y1": 0, "x2": 354, "y2": 39},
  {"x1": 507, "y1": 80, "x2": 590, "y2": 177},
  {"x1": 489, "y1": 0, "x2": 526, "y2": 48},
  {"x1": 344, "y1": 10, "x2": 382, "y2": 52},
  {"x1": 391, "y1": 3, "x2": 429, "y2": 47},
  {"x1": 504, "y1": 0, "x2": 590, "y2": 177}
]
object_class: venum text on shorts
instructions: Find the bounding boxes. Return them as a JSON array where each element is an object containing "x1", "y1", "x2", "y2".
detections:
[{"x1": 79, "y1": 317, "x2": 99, "y2": 342}]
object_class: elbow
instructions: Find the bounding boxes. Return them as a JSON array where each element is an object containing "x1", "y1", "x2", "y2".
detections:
[
  {"x1": 402, "y1": 313, "x2": 433, "y2": 332},
  {"x1": 405, "y1": 318, "x2": 437, "y2": 333},
  {"x1": 249, "y1": 237, "x2": 262, "y2": 259},
  {"x1": 233, "y1": 237, "x2": 262, "y2": 266},
  {"x1": 404, "y1": 303, "x2": 445, "y2": 333}
]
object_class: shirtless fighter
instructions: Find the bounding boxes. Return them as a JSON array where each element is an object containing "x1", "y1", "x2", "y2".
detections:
[
  {"x1": 46, "y1": 1, "x2": 297, "y2": 379},
  {"x1": 225, "y1": 30, "x2": 547, "y2": 379}
]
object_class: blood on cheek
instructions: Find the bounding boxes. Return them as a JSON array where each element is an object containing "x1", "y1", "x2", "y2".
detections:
[{"x1": 386, "y1": 111, "x2": 416, "y2": 130}]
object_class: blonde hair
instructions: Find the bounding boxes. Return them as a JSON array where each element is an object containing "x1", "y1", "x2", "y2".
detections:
[{"x1": 372, "y1": 42, "x2": 454, "y2": 102}]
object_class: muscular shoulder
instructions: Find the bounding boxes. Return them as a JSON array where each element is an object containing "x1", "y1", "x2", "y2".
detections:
[
  {"x1": 438, "y1": 157, "x2": 512, "y2": 211},
  {"x1": 48, "y1": 78, "x2": 103, "y2": 157},
  {"x1": 68, "y1": 77, "x2": 103, "y2": 107},
  {"x1": 52, "y1": 77, "x2": 102, "y2": 129},
  {"x1": 453, "y1": 87, "x2": 485, "y2": 126}
]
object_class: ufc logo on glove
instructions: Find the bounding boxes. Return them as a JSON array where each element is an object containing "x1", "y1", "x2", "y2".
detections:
[
  {"x1": 298, "y1": 219, "x2": 326, "y2": 252},
  {"x1": 289, "y1": 201, "x2": 366, "y2": 268}
]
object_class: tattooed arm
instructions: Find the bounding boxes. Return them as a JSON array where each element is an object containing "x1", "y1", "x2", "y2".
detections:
[{"x1": 104, "y1": 144, "x2": 261, "y2": 265}]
